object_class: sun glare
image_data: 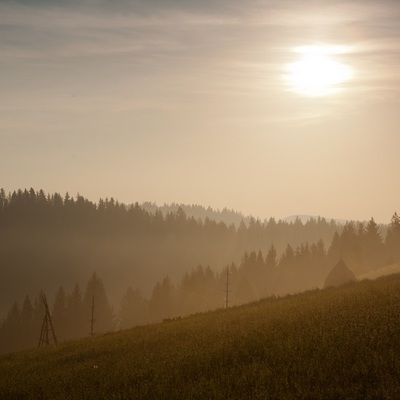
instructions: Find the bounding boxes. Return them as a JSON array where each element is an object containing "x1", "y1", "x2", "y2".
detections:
[{"x1": 285, "y1": 45, "x2": 354, "y2": 97}]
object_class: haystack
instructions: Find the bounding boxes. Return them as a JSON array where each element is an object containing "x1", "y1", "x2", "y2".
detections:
[{"x1": 324, "y1": 259, "x2": 356, "y2": 288}]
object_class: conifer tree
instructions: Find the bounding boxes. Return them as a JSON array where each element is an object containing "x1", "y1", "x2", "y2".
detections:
[
  {"x1": 84, "y1": 273, "x2": 116, "y2": 335},
  {"x1": 328, "y1": 231, "x2": 341, "y2": 260},
  {"x1": 65, "y1": 284, "x2": 85, "y2": 339},
  {"x1": 310, "y1": 239, "x2": 326, "y2": 260},
  {"x1": 119, "y1": 287, "x2": 147, "y2": 330},
  {"x1": 256, "y1": 250, "x2": 265, "y2": 269},
  {"x1": 0, "y1": 188, "x2": 6, "y2": 211},
  {"x1": 2, "y1": 302, "x2": 21, "y2": 353},
  {"x1": 363, "y1": 218, "x2": 383, "y2": 269},
  {"x1": 386, "y1": 212, "x2": 400, "y2": 263},
  {"x1": 279, "y1": 244, "x2": 295, "y2": 268},
  {"x1": 265, "y1": 245, "x2": 278, "y2": 269},
  {"x1": 20, "y1": 295, "x2": 34, "y2": 349},
  {"x1": 149, "y1": 276, "x2": 175, "y2": 322},
  {"x1": 339, "y1": 223, "x2": 363, "y2": 274},
  {"x1": 52, "y1": 286, "x2": 67, "y2": 341},
  {"x1": 32, "y1": 290, "x2": 46, "y2": 344}
]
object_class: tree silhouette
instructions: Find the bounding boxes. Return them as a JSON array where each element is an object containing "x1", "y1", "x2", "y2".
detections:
[
  {"x1": 149, "y1": 276, "x2": 176, "y2": 322},
  {"x1": 386, "y1": 212, "x2": 400, "y2": 264},
  {"x1": 362, "y1": 218, "x2": 383, "y2": 269},
  {"x1": 84, "y1": 273, "x2": 116, "y2": 335},
  {"x1": 64, "y1": 284, "x2": 85, "y2": 339},
  {"x1": 119, "y1": 287, "x2": 147, "y2": 330},
  {"x1": 52, "y1": 286, "x2": 67, "y2": 342}
]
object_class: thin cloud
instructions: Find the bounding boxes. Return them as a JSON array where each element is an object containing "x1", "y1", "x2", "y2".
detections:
[
  {"x1": 1, "y1": 0, "x2": 400, "y2": 118},
  {"x1": 0, "y1": 3, "x2": 243, "y2": 61}
]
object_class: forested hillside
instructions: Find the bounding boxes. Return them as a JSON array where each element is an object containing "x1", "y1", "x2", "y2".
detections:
[
  {"x1": 141, "y1": 201, "x2": 252, "y2": 227},
  {"x1": 1, "y1": 188, "x2": 399, "y2": 354},
  {"x1": 0, "y1": 188, "x2": 340, "y2": 315}
]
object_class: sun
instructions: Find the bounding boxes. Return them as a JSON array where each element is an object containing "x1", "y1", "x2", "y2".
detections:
[{"x1": 285, "y1": 45, "x2": 354, "y2": 97}]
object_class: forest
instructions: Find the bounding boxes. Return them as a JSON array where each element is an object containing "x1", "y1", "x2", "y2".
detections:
[
  {"x1": 140, "y1": 201, "x2": 252, "y2": 227},
  {"x1": 1, "y1": 188, "x2": 399, "y2": 354}
]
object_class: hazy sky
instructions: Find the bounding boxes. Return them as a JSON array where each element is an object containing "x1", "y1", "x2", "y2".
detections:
[{"x1": 1, "y1": 0, "x2": 400, "y2": 223}]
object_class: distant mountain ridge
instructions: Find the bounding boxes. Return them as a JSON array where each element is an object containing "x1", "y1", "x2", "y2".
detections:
[{"x1": 141, "y1": 204, "x2": 350, "y2": 227}]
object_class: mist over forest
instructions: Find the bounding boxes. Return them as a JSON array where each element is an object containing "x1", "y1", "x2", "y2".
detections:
[
  {"x1": 140, "y1": 202, "x2": 252, "y2": 227},
  {"x1": 1, "y1": 188, "x2": 399, "y2": 354}
]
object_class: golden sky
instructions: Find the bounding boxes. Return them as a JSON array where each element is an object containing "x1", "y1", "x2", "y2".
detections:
[{"x1": 1, "y1": 0, "x2": 400, "y2": 223}]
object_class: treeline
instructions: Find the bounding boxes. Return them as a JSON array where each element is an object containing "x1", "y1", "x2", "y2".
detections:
[
  {"x1": 0, "y1": 273, "x2": 114, "y2": 354},
  {"x1": 2, "y1": 212, "x2": 400, "y2": 354},
  {"x1": 141, "y1": 201, "x2": 251, "y2": 227},
  {"x1": 139, "y1": 213, "x2": 400, "y2": 318},
  {"x1": 0, "y1": 188, "x2": 341, "y2": 318}
]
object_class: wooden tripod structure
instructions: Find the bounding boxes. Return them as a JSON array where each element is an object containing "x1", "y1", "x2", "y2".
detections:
[{"x1": 38, "y1": 294, "x2": 58, "y2": 347}]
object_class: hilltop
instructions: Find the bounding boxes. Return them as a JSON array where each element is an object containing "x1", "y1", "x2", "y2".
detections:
[{"x1": 1, "y1": 274, "x2": 400, "y2": 399}]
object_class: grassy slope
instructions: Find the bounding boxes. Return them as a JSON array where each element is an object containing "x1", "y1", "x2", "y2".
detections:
[
  {"x1": 1, "y1": 275, "x2": 400, "y2": 400},
  {"x1": 358, "y1": 262, "x2": 400, "y2": 281}
]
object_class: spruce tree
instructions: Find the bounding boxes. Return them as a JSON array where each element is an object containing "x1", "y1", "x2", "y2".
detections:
[
  {"x1": 52, "y1": 286, "x2": 67, "y2": 341},
  {"x1": 363, "y1": 218, "x2": 383, "y2": 269},
  {"x1": 83, "y1": 273, "x2": 116, "y2": 335},
  {"x1": 65, "y1": 284, "x2": 85, "y2": 339},
  {"x1": 20, "y1": 295, "x2": 34, "y2": 349},
  {"x1": 265, "y1": 245, "x2": 278, "y2": 269},
  {"x1": 2, "y1": 302, "x2": 21, "y2": 353},
  {"x1": 119, "y1": 287, "x2": 147, "y2": 330},
  {"x1": 386, "y1": 212, "x2": 400, "y2": 263},
  {"x1": 149, "y1": 276, "x2": 175, "y2": 322}
]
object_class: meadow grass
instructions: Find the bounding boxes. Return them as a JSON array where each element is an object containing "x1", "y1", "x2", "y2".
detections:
[{"x1": 1, "y1": 275, "x2": 400, "y2": 399}]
